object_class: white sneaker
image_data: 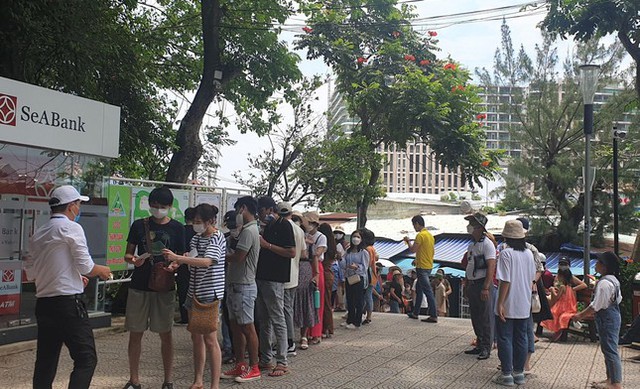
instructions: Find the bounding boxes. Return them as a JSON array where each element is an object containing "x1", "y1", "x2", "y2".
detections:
[
  {"x1": 346, "y1": 324, "x2": 356, "y2": 330},
  {"x1": 340, "y1": 322, "x2": 347, "y2": 327}
]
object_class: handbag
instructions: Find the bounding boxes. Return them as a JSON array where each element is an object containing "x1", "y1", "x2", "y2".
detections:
[
  {"x1": 531, "y1": 291, "x2": 541, "y2": 313},
  {"x1": 347, "y1": 274, "x2": 361, "y2": 285},
  {"x1": 144, "y1": 218, "x2": 175, "y2": 292},
  {"x1": 187, "y1": 255, "x2": 220, "y2": 334}
]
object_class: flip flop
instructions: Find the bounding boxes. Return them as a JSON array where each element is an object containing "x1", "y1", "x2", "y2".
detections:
[{"x1": 268, "y1": 365, "x2": 289, "y2": 377}]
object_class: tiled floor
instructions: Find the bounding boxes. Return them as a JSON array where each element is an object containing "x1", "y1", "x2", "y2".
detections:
[{"x1": 1, "y1": 313, "x2": 638, "y2": 388}]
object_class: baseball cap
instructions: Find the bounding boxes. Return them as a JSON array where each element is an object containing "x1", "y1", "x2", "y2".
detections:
[
  {"x1": 516, "y1": 217, "x2": 530, "y2": 231},
  {"x1": 277, "y1": 201, "x2": 293, "y2": 215},
  {"x1": 49, "y1": 185, "x2": 89, "y2": 206}
]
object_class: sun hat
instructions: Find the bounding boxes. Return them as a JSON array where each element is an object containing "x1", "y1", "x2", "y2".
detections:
[
  {"x1": 303, "y1": 211, "x2": 320, "y2": 225},
  {"x1": 333, "y1": 225, "x2": 345, "y2": 234},
  {"x1": 502, "y1": 220, "x2": 525, "y2": 239},
  {"x1": 464, "y1": 212, "x2": 488, "y2": 231},
  {"x1": 49, "y1": 185, "x2": 89, "y2": 206},
  {"x1": 392, "y1": 269, "x2": 402, "y2": 276}
]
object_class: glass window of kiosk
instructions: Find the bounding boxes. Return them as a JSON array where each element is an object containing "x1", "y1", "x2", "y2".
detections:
[{"x1": 0, "y1": 143, "x2": 109, "y2": 329}]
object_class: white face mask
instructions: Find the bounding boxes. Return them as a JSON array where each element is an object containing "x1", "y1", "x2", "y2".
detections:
[
  {"x1": 235, "y1": 210, "x2": 244, "y2": 227},
  {"x1": 334, "y1": 233, "x2": 344, "y2": 240},
  {"x1": 230, "y1": 227, "x2": 241, "y2": 239},
  {"x1": 466, "y1": 225, "x2": 475, "y2": 234},
  {"x1": 150, "y1": 207, "x2": 170, "y2": 219},
  {"x1": 193, "y1": 223, "x2": 206, "y2": 234},
  {"x1": 351, "y1": 237, "x2": 362, "y2": 246}
]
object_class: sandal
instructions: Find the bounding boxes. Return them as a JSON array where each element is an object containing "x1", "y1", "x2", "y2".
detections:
[
  {"x1": 310, "y1": 337, "x2": 321, "y2": 345},
  {"x1": 259, "y1": 362, "x2": 275, "y2": 371},
  {"x1": 300, "y1": 337, "x2": 309, "y2": 350},
  {"x1": 268, "y1": 364, "x2": 289, "y2": 377}
]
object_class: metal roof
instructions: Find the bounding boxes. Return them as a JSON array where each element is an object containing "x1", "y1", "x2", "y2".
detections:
[
  {"x1": 373, "y1": 239, "x2": 410, "y2": 260},
  {"x1": 544, "y1": 252, "x2": 597, "y2": 276}
]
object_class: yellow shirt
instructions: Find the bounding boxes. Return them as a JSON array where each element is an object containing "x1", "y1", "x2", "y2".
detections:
[{"x1": 414, "y1": 228, "x2": 435, "y2": 269}]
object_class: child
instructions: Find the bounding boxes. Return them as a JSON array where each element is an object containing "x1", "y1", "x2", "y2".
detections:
[{"x1": 432, "y1": 272, "x2": 449, "y2": 317}]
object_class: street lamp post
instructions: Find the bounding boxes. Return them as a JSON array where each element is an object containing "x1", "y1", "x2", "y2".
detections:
[
  {"x1": 612, "y1": 126, "x2": 627, "y2": 255},
  {"x1": 579, "y1": 64, "x2": 600, "y2": 277}
]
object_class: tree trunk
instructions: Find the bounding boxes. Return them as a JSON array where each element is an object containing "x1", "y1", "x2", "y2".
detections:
[
  {"x1": 165, "y1": 0, "x2": 222, "y2": 183},
  {"x1": 356, "y1": 162, "x2": 381, "y2": 229},
  {"x1": 617, "y1": 30, "x2": 640, "y2": 101}
]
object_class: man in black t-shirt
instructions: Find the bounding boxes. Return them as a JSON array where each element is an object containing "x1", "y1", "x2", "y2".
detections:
[
  {"x1": 122, "y1": 187, "x2": 185, "y2": 389},
  {"x1": 255, "y1": 196, "x2": 295, "y2": 376}
]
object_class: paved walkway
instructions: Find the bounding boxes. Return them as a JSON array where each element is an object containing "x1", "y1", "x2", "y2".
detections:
[{"x1": 1, "y1": 313, "x2": 638, "y2": 388}]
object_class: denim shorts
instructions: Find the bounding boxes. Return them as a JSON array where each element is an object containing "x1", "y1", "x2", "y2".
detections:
[{"x1": 227, "y1": 282, "x2": 258, "y2": 325}]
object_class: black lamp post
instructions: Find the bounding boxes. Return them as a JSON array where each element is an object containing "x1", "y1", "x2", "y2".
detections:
[
  {"x1": 612, "y1": 126, "x2": 626, "y2": 255},
  {"x1": 579, "y1": 64, "x2": 600, "y2": 277}
]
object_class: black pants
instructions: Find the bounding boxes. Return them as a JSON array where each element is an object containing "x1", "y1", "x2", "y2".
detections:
[
  {"x1": 468, "y1": 279, "x2": 492, "y2": 353},
  {"x1": 346, "y1": 278, "x2": 364, "y2": 326},
  {"x1": 176, "y1": 264, "x2": 190, "y2": 323},
  {"x1": 34, "y1": 296, "x2": 97, "y2": 389}
]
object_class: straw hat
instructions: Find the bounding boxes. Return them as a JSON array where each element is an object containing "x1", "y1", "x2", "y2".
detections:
[{"x1": 303, "y1": 211, "x2": 320, "y2": 225}]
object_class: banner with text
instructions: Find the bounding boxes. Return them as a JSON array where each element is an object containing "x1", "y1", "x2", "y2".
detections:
[{"x1": 106, "y1": 185, "x2": 131, "y2": 271}]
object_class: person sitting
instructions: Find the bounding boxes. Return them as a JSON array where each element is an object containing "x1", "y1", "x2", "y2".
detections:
[{"x1": 541, "y1": 263, "x2": 586, "y2": 341}]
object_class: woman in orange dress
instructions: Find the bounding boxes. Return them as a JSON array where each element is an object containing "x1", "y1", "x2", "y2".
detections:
[{"x1": 541, "y1": 266, "x2": 586, "y2": 340}]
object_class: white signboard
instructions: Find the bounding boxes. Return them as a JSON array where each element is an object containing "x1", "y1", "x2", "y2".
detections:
[
  {"x1": 0, "y1": 76, "x2": 120, "y2": 158},
  {"x1": 195, "y1": 192, "x2": 222, "y2": 210}
]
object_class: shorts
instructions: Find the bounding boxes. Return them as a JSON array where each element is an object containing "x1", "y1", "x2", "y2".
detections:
[
  {"x1": 226, "y1": 282, "x2": 257, "y2": 325},
  {"x1": 125, "y1": 289, "x2": 175, "y2": 333}
]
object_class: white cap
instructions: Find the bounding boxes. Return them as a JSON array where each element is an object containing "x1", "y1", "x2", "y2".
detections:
[{"x1": 49, "y1": 185, "x2": 89, "y2": 206}]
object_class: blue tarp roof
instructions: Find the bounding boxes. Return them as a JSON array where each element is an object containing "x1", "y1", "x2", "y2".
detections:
[
  {"x1": 544, "y1": 252, "x2": 597, "y2": 276},
  {"x1": 373, "y1": 239, "x2": 410, "y2": 260},
  {"x1": 393, "y1": 234, "x2": 472, "y2": 264}
]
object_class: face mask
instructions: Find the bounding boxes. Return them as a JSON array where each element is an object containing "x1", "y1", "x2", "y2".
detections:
[
  {"x1": 235, "y1": 208, "x2": 244, "y2": 227},
  {"x1": 71, "y1": 205, "x2": 81, "y2": 223},
  {"x1": 264, "y1": 214, "x2": 275, "y2": 224},
  {"x1": 193, "y1": 223, "x2": 206, "y2": 234},
  {"x1": 294, "y1": 220, "x2": 301, "y2": 227},
  {"x1": 334, "y1": 233, "x2": 344, "y2": 240},
  {"x1": 230, "y1": 227, "x2": 241, "y2": 239},
  {"x1": 150, "y1": 207, "x2": 169, "y2": 219},
  {"x1": 351, "y1": 237, "x2": 362, "y2": 246},
  {"x1": 466, "y1": 225, "x2": 475, "y2": 234},
  {"x1": 558, "y1": 265, "x2": 570, "y2": 271}
]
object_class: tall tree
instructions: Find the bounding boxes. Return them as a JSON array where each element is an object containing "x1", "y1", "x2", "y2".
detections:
[
  {"x1": 478, "y1": 20, "x2": 634, "y2": 247},
  {"x1": 541, "y1": 0, "x2": 640, "y2": 99},
  {"x1": 297, "y1": 0, "x2": 498, "y2": 227},
  {"x1": 162, "y1": 0, "x2": 302, "y2": 183}
]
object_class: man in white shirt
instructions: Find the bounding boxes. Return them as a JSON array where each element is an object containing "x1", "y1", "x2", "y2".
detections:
[{"x1": 29, "y1": 185, "x2": 112, "y2": 389}]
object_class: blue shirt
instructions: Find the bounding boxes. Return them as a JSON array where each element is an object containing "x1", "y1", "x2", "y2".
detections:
[{"x1": 340, "y1": 250, "x2": 370, "y2": 280}]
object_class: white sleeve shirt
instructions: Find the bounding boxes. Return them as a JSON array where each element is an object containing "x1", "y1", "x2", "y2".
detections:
[
  {"x1": 30, "y1": 215, "x2": 95, "y2": 298},
  {"x1": 590, "y1": 275, "x2": 622, "y2": 312}
]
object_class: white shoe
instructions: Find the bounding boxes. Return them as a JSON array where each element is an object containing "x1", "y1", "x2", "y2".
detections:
[
  {"x1": 340, "y1": 322, "x2": 347, "y2": 327},
  {"x1": 346, "y1": 324, "x2": 356, "y2": 330}
]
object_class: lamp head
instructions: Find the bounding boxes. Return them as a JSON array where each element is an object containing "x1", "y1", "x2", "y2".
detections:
[{"x1": 579, "y1": 64, "x2": 600, "y2": 105}]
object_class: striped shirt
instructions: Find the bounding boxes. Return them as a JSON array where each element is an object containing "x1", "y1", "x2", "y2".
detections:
[{"x1": 187, "y1": 231, "x2": 226, "y2": 301}]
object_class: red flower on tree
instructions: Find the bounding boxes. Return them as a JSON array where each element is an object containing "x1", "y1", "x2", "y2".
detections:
[
  {"x1": 302, "y1": 26, "x2": 313, "y2": 34},
  {"x1": 419, "y1": 59, "x2": 431, "y2": 66},
  {"x1": 392, "y1": 31, "x2": 401, "y2": 38},
  {"x1": 357, "y1": 56, "x2": 366, "y2": 64},
  {"x1": 451, "y1": 85, "x2": 465, "y2": 92},
  {"x1": 476, "y1": 113, "x2": 487, "y2": 120},
  {"x1": 428, "y1": 31, "x2": 438, "y2": 37},
  {"x1": 444, "y1": 63, "x2": 457, "y2": 70},
  {"x1": 481, "y1": 160, "x2": 491, "y2": 167},
  {"x1": 404, "y1": 54, "x2": 416, "y2": 61}
]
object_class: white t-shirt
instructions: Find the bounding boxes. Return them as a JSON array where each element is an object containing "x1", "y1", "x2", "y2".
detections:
[
  {"x1": 308, "y1": 231, "x2": 328, "y2": 261},
  {"x1": 495, "y1": 248, "x2": 536, "y2": 319},
  {"x1": 465, "y1": 237, "x2": 496, "y2": 281},
  {"x1": 285, "y1": 220, "x2": 305, "y2": 289},
  {"x1": 590, "y1": 275, "x2": 622, "y2": 312}
]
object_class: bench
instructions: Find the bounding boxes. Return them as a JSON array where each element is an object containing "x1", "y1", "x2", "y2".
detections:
[{"x1": 565, "y1": 288, "x2": 598, "y2": 342}]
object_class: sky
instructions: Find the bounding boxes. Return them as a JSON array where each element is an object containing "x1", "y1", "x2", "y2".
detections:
[{"x1": 211, "y1": 0, "x2": 576, "y2": 187}]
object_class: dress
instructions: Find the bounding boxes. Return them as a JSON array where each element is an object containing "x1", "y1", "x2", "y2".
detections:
[
  {"x1": 310, "y1": 262, "x2": 325, "y2": 337},
  {"x1": 541, "y1": 285, "x2": 577, "y2": 332},
  {"x1": 294, "y1": 261, "x2": 318, "y2": 328}
]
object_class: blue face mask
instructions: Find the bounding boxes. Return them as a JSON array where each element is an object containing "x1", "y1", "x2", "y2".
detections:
[
  {"x1": 264, "y1": 214, "x2": 275, "y2": 224},
  {"x1": 72, "y1": 205, "x2": 81, "y2": 222}
]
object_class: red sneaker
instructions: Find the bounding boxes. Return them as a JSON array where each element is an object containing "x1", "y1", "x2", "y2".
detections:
[
  {"x1": 234, "y1": 364, "x2": 261, "y2": 383},
  {"x1": 221, "y1": 362, "x2": 247, "y2": 379}
]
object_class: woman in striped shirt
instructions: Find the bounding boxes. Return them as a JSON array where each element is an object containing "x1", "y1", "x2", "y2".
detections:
[{"x1": 163, "y1": 203, "x2": 226, "y2": 389}]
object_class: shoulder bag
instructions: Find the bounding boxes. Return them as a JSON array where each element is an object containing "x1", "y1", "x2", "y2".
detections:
[
  {"x1": 145, "y1": 218, "x2": 175, "y2": 292},
  {"x1": 346, "y1": 251, "x2": 361, "y2": 286},
  {"x1": 187, "y1": 235, "x2": 220, "y2": 334}
]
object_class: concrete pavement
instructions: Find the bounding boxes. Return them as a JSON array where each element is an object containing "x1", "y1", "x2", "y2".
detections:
[{"x1": 1, "y1": 312, "x2": 638, "y2": 388}]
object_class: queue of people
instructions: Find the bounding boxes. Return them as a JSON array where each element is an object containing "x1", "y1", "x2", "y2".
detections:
[{"x1": 27, "y1": 185, "x2": 626, "y2": 389}]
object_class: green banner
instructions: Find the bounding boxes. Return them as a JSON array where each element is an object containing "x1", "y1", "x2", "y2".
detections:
[{"x1": 106, "y1": 185, "x2": 131, "y2": 271}]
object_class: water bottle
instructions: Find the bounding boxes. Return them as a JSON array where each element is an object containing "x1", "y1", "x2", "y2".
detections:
[{"x1": 313, "y1": 284, "x2": 321, "y2": 309}]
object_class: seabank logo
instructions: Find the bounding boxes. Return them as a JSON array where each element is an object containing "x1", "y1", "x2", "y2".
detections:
[
  {"x1": 2, "y1": 269, "x2": 15, "y2": 283},
  {"x1": 0, "y1": 93, "x2": 17, "y2": 126}
]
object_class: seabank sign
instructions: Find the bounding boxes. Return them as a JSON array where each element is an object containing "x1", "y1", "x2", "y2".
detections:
[{"x1": 0, "y1": 76, "x2": 120, "y2": 158}]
